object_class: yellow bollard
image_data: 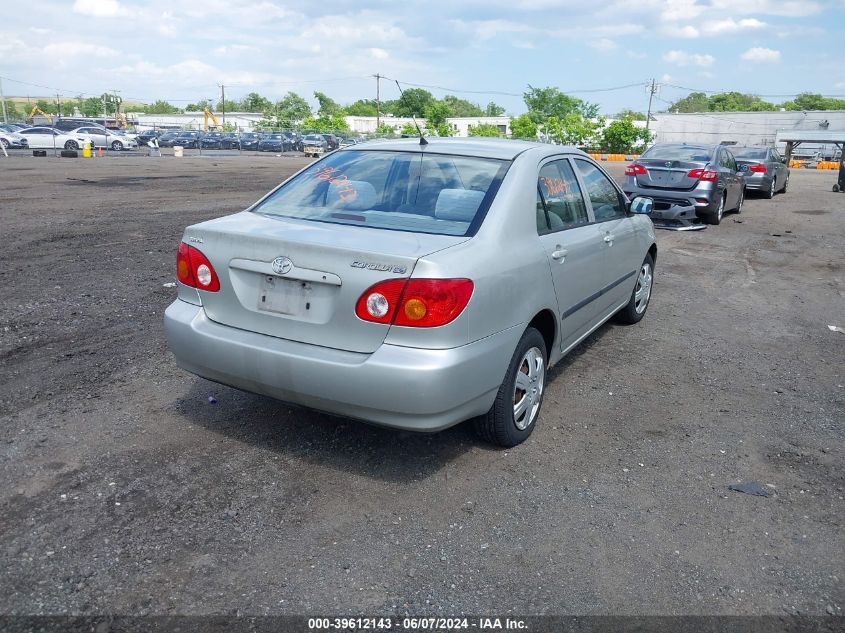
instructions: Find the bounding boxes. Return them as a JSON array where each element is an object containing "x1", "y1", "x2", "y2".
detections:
[{"x1": 82, "y1": 141, "x2": 92, "y2": 158}]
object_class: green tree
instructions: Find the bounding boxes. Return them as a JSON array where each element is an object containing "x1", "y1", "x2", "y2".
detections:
[
  {"x1": 485, "y1": 102, "x2": 505, "y2": 116},
  {"x1": 373, "y1": 122, "x2": 397, "y2": 137},
  {"x1": 2, "y1": 99, "x2": 20, "y2": 120},
  {"x1": 274, "y1": 92, "x2": 311, "y2": 123},
  {"x1": 75, "y1": 96, "x2": 106, "y2": 117},
  {"x1": 782, "y1": 92, "x2": 845, "y2": 110},
  {"x1": 314, "y1": 91, "x2": 342, "y2": 116},
  {"x1": 394, "y1": 88, "x2": 434, "y2": 117},
  {"x1": 185, "y1": 99, "x2": 211, "y2": 111},
  {"x1": 524, "y1": 85, "x2": 598, "y2": 123},
  {"x1": 215, "y1": 98, "x2": 240, "y2": 112},
  {"x1": 400, "y1": 122, "x2": 420, "y2": 136},
  {"x1": 708, "y1": 92, "x2": 775, "y2": 112},
  {"x1": 142, "y1": 100, "x2": 182, "y2": 114},
  {"x1": 301, "y1": 113, "x2": 349, "y2": 134},
  {"x1": 616, "y1": 109, "x2": 646, "y2": 120},
  {"x1": 424, "y1": 101, "x2": 452, "y2": 136},
  {"x1": 510, "y1": 114, "x2": 537, "y2": 139},
  {"x1": 35, "y1": 99, "x2": 54, "y2": 115},
  {"x1": 442, "y1": 95, "x2": 484, "y2": 117},
  {"x1": 543, "y1": 114, "x2": 604, "y2": 147},
  {"x1": 468, "y1": 123, "x2": 502, "y2": 137},
  {"x1": 345, "y1": 99, "x2": 379, "y2": 116},
  {"x1": 667, "y1": 92, "x2": 710, "y2": 113},
  {"x1": 600, "y1": 118, "x2": 652, "y2": 153},
  {"x1": 240, "y1": 92, "x2": 272, "y2": 113}
]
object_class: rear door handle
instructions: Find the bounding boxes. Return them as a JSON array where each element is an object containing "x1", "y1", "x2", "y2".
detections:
[
  {"x1": 551, "y1": 248, "x2": 568, "y2": 261},
  {"x1": 603, "y1": 234, "x2": 614, "y2": 244}
]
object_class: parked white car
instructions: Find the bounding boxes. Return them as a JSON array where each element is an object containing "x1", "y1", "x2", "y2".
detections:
[
  {"x1": 68, "y1": 126, "x2": 138, "y2": 151},
  {"x1": 17, "y1": 127, "x2": 91, "y2": 150},
  {"x1": 0, "y1": 130, "x2": 28, "y2": 149}
]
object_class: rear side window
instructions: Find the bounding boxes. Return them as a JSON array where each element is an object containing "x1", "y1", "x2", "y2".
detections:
[
  {"x1": 574, "y1": 160, "x2": 627, "y2": 222},
  {"x1": 537, "y1": 159, "x2": 588, "y2": 234},
  {"x1": 253, "y1": 150, "x2": 509, "y2": 236}
]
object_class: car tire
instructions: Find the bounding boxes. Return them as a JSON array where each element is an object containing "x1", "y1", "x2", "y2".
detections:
[
  {"x1": 734, "y1": 187, "x2": 744, "y2": 213},
  {"x1": 0, "y1": 138, "x2": 9, "y2": 149},
  {"x1": 708, "y1": 193, "x2": 726, "y2": 225},
  {"x1": 111, "y1": 140, "x2": 123, "y2": 151},
  {"x1": 781, "y1": 173, "x2": 789, "y2": 193},
  {"x1": 615, "y1": 253, "x2": 655, "y2": 325},
  {"x1": 764, "y1": 177, "x2": 776, "y2": 199},
  {"x1": 473, "y1": 327, "x2": 547, "y2": 448},
  {"x1": 64, "y1": 140, "x2": 79, "y2": 150}
]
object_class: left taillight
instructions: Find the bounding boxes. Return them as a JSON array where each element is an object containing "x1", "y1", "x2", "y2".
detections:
[
  {"x1": 176, "y1": 242, "x2": 220, "y2": 292},
  {"x1": 356, "y1": 278, "x2": 474, "y2": 328}
]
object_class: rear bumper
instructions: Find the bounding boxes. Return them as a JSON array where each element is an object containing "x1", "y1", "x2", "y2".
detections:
[
  {"x1": 741, "y1": 174, "x2": 773, "y2": 191},
  {"x1": 624, "y1": 184, "x2": 719, "y2": 219},
  {"x1": 646, "y1": 202, "x2": 706, "y2": 230},
  {"x1": 164, "y1": 300, "x2": 520, "y2": 432}
]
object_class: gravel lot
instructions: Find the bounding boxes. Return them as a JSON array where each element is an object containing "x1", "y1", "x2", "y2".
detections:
[{"x1": 1, "y1": 154, "x2": 842, "y2": 619}]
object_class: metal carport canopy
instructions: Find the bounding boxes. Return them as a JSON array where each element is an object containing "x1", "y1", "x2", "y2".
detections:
[{"x1": 776, "y1": 130, "x2": 845, "y2": 160}]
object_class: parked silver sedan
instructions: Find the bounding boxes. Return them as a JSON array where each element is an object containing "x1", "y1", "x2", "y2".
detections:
[
  {"x1": 732, "y1": 146, "x2": 789, "y2": 199},
  {"x1": 165, "y1": 138, "x2": 657, "y2": 446}
]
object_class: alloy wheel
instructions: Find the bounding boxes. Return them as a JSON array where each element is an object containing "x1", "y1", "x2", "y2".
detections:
[{"x1": 635, "y1": 263, "x2": 653, "y2": 314}]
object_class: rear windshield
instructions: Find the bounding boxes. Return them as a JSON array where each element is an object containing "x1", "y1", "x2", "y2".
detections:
[
  {"x1": 642, "y1": 145, "x2": 712, "y2": 162},
  {"x1": 252, "y1": 150, "x2": 509, "y2": 236},
  {"x1": 731, "y1": 148, "x2": 767, "y2": 159}
]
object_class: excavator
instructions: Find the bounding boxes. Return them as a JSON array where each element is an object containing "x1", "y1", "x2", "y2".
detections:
[
  {"x1": 28, "y1": 105, "x2": 53, "y2": 124},
  {"x1": 203, "y1": 108, "x2": 219, "y2": 132}
]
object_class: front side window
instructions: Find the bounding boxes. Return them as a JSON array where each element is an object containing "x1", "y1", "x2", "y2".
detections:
[
  {"x1": 536, "y1": 159, "x2": 589, "y2": 234},
  {"x1": 574, "y1": 160, "x2": 626, "y2": 222},
  {"x1": 252, "y1": 150, "x2": 509, "y2": 237}
]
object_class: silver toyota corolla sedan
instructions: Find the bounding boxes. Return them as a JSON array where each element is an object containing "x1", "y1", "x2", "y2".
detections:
[{"x1": 165, "y1": 138, "x2": 657, "y2": 446}]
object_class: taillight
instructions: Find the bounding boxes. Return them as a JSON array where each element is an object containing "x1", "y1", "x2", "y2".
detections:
[
  {"x1": 625, "y1": 163, "x2": 646, "y2": 176},
  {"x1": 355, "y1": 279, "x2": 474, "y2": 328},
  {"x1": 687, "y1": 168, "x2": 718, "y2": 182},
  {"x1": 749, "y1": 164, "x2": 767, "y2": 173},
  {"x1": 176, "y1": 242, "x2": 220, "y2": 292}
]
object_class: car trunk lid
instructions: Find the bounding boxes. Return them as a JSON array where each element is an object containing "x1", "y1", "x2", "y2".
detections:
[
  {"x1": 636, "y1": 158, "x2": 708, "y2": 190},
  {"x1": 183, "y1": 211, "x2": 467, "y2": 353}
]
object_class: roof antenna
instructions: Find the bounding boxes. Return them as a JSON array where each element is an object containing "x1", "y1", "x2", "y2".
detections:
[{"x1": 394, "y1": 79, "x2": 427, "y2": 146}]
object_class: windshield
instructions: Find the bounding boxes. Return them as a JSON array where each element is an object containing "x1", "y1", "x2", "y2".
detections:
[
  {"x1": 732, "y1": 148, "x2": 768, "y2": 159},
  {"x1": 252, "y1": 150, "x2": 509, "y2": 237},
  {"x1": 643, "y1": 145, "x2": 712, "y2": 162}
]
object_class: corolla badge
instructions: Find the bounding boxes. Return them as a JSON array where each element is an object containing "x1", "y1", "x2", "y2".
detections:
[{"x1": 271, "y1": 256, "x2": 293, "y2": 275}]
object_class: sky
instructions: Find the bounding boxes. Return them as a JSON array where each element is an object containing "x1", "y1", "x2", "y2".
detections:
[{"x1": 1, "y1": 0, "x2": 845, "y2": 116}]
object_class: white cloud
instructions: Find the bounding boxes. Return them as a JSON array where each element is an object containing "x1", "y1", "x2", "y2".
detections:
[
  {"x1": 589, "y1": 38, "x2": 618, "y2": 52},
  {"x1": 663, "y1": 50, "x2": 715, "y2": 67},
  {"x1": 740, "y1": 47, "x2": 781, "y2": 62},
  {"x1": 72, "y1": 0, "x2": 132, "y2": 18},
  {"x1": 701, "y1": 18, "x2": 766, "y2": 35},
  {"x1": 369, "y1": 47, "x2": 389, "y2": 60},
  {"x1": 43, "y1": 42, "x2": 118, "y2": 58}
]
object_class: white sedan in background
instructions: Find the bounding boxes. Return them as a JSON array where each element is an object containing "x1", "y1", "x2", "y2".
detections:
[
  {"x1": 17, "y1": 127, "x2": 91, "y2": 150},
  {"x1": 0, "y1": 130, "x2": 28, "y2": 149},
  {"x1": 68, "y1": 126, "x2": 138, "y2": 151}
]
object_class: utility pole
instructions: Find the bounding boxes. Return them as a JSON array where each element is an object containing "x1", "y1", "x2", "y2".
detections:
[
  {"x1": 373, "y1": 73, "x2": 382, "y2": 130},
  {"x1": 645, "y1": 79, "x2": 658, "y2": 132},
  {"x1": 0, "y1": 77, "x2": 7, "y2": 123},
  {"x1": 56, "y1": 93, "x2": 61, "y2": 118},
  {"x1": 220, "y1": 84, "x2": 225, "y2": 125}
]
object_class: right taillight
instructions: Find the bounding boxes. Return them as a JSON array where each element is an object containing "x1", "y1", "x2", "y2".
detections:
[
  {"x1": 687, "y1": 168, "x2": 718, "y2": 182},
  {"x1": 749, "y1": 164, "x2": 767, "y2": 173},
  {"x1": 625, "y1": 163, "x2": 646, "y2": 176},
  {"x1": 176, "y1": 242, "x2": 220, "y2": 292},
  {"x1": 355, "y1": 279, "x2": 474, "y2": 328}
]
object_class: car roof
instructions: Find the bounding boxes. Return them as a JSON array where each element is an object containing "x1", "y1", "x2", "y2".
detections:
[{"x1": 348, "y1": 137, "x2": 581, "y2": 160}]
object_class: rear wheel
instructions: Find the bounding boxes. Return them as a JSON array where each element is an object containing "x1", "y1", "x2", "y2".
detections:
[
  {"x1": 64, "y1": 140, "x2": 79, "y2": 150},
  {"x1": 781, "y1": 173, "x2": 789, "y2": 193},
  {"x1": 734, "y1": 187, "x2": 744, "y2": 213},
  {"x1": 474, "y1": 327, "x2": 546, "y2": 448},
  {"x1": 764, "y1": 177, "x2": 776, "y2": 199},
  {"x1": 0, "y1": 138, "x2": 9, "y2": 149},
  {"x1": 708, "y1": 193, "x2": 725, "y2": 225}
]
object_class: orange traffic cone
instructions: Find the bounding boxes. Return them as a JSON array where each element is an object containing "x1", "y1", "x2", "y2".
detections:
[{"x1": 97, "y1": 147, "x2": 103, "y2": 158}]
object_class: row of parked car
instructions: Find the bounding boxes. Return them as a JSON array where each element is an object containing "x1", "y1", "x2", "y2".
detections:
[
  {"x1": 139, "y1": 129, "x2": 357, "y2": 153},
  {"x1": 622, "y1": 142, "x2": 790, "y2": 228},
  {"x1": 0, "y1": 122, "x2": 138, "y2": 151}
]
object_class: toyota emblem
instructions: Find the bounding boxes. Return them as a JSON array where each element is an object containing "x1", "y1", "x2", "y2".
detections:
[{"x1": 271, "y1": 256, "x2": 293, "y2": 275}]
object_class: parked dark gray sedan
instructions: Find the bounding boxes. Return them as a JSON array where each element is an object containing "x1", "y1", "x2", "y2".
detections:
[
  {"x1": 732, "y1": 146, "x2": 789, "y2": 199},
  {"x1": 623, "y1": 143, "x2": 745, "y2": 226},
  {"x1": 165, "y1": 139, "x2": 657, "y2": 447}
]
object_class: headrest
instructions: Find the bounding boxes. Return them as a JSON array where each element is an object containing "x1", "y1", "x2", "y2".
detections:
[
  {"x1": 434, "y1": 189, "x2": 486, "y2": 222},
  {"x1": 326, "y1": 180, "x2": 377, "y2": 210}
]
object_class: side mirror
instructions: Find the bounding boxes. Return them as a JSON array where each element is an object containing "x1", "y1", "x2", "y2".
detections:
[
  {"x1": 781, "y1": 158, "x2": 787, "y2": 164},
  {"x1": 630, "y1": 196, "x2": 654, "y2": 215}
]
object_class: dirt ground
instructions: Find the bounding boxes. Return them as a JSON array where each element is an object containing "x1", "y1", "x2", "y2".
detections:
[{"x1": 0, "y1": 153, "x2": 843, "y2": 619}]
